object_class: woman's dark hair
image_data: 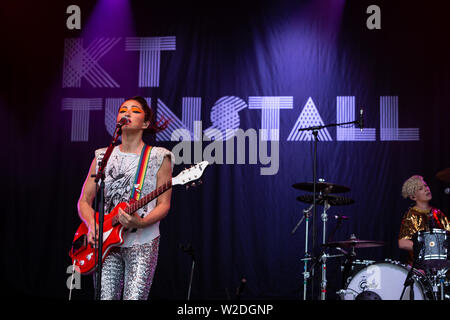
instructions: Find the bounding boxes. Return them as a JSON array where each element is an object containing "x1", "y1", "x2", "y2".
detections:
[{"x1": 125, "y1": 96, "x2": 170, "y2": 135}]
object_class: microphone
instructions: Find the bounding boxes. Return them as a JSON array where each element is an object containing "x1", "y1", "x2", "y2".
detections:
[
  {"x1": 334, "y1": 215, "x2": 349, "y2": 221},
  {"x1": 428, "y1": 209, "x2": 437, "y2": 230},
  {"x1": 359, "y1": 108, "x2": 364, "y2": 132},
  {"x1": 116, "y1": 115, "x2": 131, "y2": 128}
]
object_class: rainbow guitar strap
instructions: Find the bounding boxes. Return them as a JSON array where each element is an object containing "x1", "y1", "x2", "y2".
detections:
[{"x1": 129, "y1": 145, "x2": 152, "y2": 232}]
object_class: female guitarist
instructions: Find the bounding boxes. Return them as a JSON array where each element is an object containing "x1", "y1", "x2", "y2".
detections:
[{"x1": 77, "y1": 96, "x2": 174, "y2": 300}]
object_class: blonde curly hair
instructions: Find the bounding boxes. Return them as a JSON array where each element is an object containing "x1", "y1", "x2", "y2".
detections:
[{"x1": 401, "y1": 175, "x2": 424, "y2": 199}]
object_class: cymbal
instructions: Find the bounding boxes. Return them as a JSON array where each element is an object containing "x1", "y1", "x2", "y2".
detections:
[
  {"x1": 292, "y1": 182, "x2": 350, "y2": 194},
  {"x1": 436, "y1": 168, "x2": 450, "y2": 183},
  {"x1": 296, "y1": 194, "x2": 354, "y2": 206},
  {"x1": 323, "y1": 239, "x2": 385, "y2": 249}
]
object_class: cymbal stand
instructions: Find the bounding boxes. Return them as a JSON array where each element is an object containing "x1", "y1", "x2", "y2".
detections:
[
  {"x1": 319, "y1": 199, "x2": 331, "y2": 300},
  {"x1": 298, "y1": 199, "x2": 344, "y2": 300},
  {"x1": 294, "y1": 203, "x2": 313, "y2": 300}
]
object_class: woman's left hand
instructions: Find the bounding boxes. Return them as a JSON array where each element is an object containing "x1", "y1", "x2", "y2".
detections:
[{"x1": 118, "y1": 207, "x2": 143, "y2": 229}]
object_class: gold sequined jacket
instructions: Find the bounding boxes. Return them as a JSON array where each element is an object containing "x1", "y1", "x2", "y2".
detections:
[
  {"x1": 399, "y1": 206, "x2": 450, "y2": 265},
  {"x1": 399, "y1": 207, "x2": 450, "y2": 240}
]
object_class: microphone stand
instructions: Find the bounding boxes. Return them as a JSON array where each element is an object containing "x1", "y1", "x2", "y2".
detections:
[
  {"x1": 297, "y1": 116, "x2": 362, "y2": 300},
  {"x1": 92, "y1": 123, "x2": 124, "y2": 300},
  {"x1": 180, "y1": 243, "x2": 196, "y2": 300}
]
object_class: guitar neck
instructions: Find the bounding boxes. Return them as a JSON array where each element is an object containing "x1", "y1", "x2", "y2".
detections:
[{"x1": 125, "y1": 180, "x2": 172, "y2": 214}]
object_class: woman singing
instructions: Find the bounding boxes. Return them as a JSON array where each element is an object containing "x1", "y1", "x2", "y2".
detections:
[{"x1": 77, "y1": 96, "x2": 174, "y2": 300}]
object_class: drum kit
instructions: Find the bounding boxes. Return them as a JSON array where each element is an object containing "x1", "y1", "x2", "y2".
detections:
[{"x1": 292, "y1": 167, "x2": 450, "y2": 300}]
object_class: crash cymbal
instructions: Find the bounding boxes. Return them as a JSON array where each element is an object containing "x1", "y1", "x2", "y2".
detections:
[
  {"x1": 323, "y1": 239, "x2": 385, "y2": 249},
  {"x1": 296, "y1": 194, "x2": 355, "y2": 206},
  {"x1": 292, "y1": 182, "x2": 350, "y2": 194},
  {"x1": 436, "y1": 168, "x2": 450, "y2": 183}
]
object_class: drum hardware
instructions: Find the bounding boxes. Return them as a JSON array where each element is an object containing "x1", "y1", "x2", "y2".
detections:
[
  {"x1": 419, "y1": 268, "x2": 450, "y2": 300},
  {"x1": 292, "y1": 179, "x2": 352, "y2": 300},
  {"x1": 292, "y1": 204, "x2": 313, "y2": 300},
  {"x1": 291, "y1": 203, "x2": 313, "y2": 236},
  {"x1": 302, "y1": 252, "x2": 345, "y2": 298},
  {"x1": 325, "y1": 234, "x2": 384, "y2": 291},
  {"x1": 400, "y1": 261, "x2": 418, "y2": 300},
  {"x1": 294, "y1": 114, "x2": 361, "y2": 300},
  {"x1": 296, "y1": 191, "x2": 334, "y2": 301},
  {"x1": 301, "y1": 253, "x2": 345, "y2": 263},
  {"x1": 318, "y1": 197, "x2": 332, "y2": 301},
  {"x1": 315, "y1": 189, "x2": 352, "y2": 300},
  {"x1": 436, "y1": 269, "x2": 447, "y2": 300}
]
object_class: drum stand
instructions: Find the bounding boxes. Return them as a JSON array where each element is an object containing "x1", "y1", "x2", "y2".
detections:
[
  {"x1": 297, "y1": 197, "x2": 343, "y2": 300},
  {"x1": 429, "y1": 269, "x2": 447, "y2": 300},
  {"x1": 293, "y1": 203, "x2": 313, "y2": 300},
  {"x1": 319, "y1": 199, "x2": 332, "y2": 300}
]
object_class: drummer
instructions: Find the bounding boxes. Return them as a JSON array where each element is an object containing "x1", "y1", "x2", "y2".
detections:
[{"x1": 398, "y1": 175, "x2": 450, "y2": 265}]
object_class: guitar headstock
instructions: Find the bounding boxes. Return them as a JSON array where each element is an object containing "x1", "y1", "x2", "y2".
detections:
[{"x1": 172, "y1": 161, "x2": 209, "y2": 188}]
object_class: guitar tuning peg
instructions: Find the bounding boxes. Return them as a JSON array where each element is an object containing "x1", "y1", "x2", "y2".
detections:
[
  {"x1": 191, "y1": 182, "x2": 197, "y2": 187},
  {"x1": 198, "y1": 180, "x2": 202, "y2": 185},
  {"x1": 185, "y1": 185, "x2": 190, "y2": 190}
]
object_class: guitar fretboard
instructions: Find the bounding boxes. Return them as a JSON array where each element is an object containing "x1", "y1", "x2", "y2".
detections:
[
  {"x1": 127, "y1": 180, "x2": 172, "y2": 214},
  {"x1": 110, "y1": 180, "x2": 172, "y2": 227}
]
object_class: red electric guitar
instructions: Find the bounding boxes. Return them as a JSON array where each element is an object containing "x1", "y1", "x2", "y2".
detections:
[{"x1": 69, "y1": 161, "x2": 209, "y2": 275}]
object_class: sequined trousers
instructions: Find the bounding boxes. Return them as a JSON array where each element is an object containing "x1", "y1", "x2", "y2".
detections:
[{"x1": 97, "y1": 236, "x2": 160, "y2": 300}]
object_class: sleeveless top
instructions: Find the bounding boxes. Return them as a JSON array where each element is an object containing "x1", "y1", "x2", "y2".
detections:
[{"x1": 94, "y1": 145, "x2": 175, "y2": 247}]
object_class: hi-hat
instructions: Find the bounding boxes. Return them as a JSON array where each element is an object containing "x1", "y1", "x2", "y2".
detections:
[
  {"x1": 436, "y1": 168, "x2": 450, "y2": 183},
  {"x1": 292, "y1": 182, "x2": 350, "y2": 194},
  {"x1": 323, "y1": 238, "x2": 385, "y2": 249},
  {"x1": 296, "y1": 194, "x2": 354, "y2": 206}
]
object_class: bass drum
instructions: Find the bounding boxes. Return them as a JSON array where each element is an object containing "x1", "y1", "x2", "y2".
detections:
[{"x1": 340, "y1": 260, "x2": 434, "y2": 300}]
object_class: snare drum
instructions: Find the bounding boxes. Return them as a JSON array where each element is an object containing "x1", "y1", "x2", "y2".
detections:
[
  {"x1": 414, "y1": 229, "x2": 450, "y2": 270},
  {"x1": 340, "y1": 260, "x2": 434, "y2": 300}
]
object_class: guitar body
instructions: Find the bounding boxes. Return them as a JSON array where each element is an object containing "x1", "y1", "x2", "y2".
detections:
[{"x1": 69, "y1": 202, "x2": 128, "y2": 275}]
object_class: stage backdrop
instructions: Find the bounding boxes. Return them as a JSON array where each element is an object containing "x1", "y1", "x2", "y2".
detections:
[{"x1": 2, "y1": 0, "x2": 449, "y2": 300}]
